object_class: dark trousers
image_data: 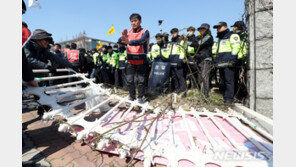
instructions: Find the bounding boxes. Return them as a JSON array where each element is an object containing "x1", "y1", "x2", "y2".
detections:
[
  {"x1": 100, "y1": 67, "x2": 110, "y2": 84},
  {"x1": 126, "y1": 63, "x2": 147, "y2": 99},
  {"x1": 219, "y1": 67, "x2": 235, "y2": 102},
  {"x1": 188, "y1": 63, "x2": 198, "y2": 88},
  {"x1": 120, "y1": 68, "x2": 128, "y2": 88},
  {"x1": 197, "y1": 60, "x2": 211, "y2": 97},
  {"x1": 171, "y1": 66, "x2": 187, "y2": 92},
  {"x1": 114, "y1": 69, "x2": 120, "y2": 87}
]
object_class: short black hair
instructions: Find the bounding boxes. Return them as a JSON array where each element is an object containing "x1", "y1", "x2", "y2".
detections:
[
  {"x1": 170, "y1": 28, "x2": 179, "y2": 34},
  {"x1": 70, "y1": 43, "x2": 77, "y2": 49},
  {"x1": 65, "y1": 44, "x2": 70, "y2": 49},
  {"x1": 129, "y1": 13, "x2": 141, "y2": 21},
  {"x1": 54, "y1": 43, "x2": 61, "y2": 48}
]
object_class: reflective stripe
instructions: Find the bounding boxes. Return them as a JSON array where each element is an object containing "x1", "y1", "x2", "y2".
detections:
[
  {"x1": 151, "y1": 44, "x2": 170, "y2": 59},
  {"x1": 212, "y1": 32, "x2": 241, "y2": 65}
]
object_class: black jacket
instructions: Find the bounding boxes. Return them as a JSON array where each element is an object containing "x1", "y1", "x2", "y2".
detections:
[
  {"x1": 190, "y1": 33, "x2": 214, "y2": 60},
  {"x1": 22, "y1": 49, "x2": 34, "y2": 82},
  {"x1": 24, "y1": 40, "x2": 73, "y2": 69}
]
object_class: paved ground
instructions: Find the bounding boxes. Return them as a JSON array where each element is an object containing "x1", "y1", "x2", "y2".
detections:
[{"x1": 22, "y1": 106, "x2": 149, "y2": 167}]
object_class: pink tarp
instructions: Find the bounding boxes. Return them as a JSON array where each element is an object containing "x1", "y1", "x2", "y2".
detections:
[{"x1": 72, "y1": 110, "x2": 272, "y2": 167}]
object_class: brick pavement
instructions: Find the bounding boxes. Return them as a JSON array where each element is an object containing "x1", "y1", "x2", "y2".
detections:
[{"x1": 22, "y1": 104, "x2": 166, "y2": 167}]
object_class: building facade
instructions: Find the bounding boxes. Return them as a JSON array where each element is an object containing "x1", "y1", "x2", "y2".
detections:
[{"x1": 59, "y1": 35, "x2": 117, "y2": 51}]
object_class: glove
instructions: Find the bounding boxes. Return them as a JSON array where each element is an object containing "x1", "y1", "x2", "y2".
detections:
[{"x1": 47, "y1": 65, "x2": 56, "y2": 74}]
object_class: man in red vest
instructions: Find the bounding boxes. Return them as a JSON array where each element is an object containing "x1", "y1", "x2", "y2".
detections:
[
  {"x1": 121, "y1": 13, "x2": 150, "y2": 104},
  {"x1": 66, "y1": 43, "x2": 85, "y2": 72}
]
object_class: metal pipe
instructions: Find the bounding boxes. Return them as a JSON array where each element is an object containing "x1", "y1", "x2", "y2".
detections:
[
  {"x1": 181, "y1": 113, "x2": 196, "y2": 148},
  {"x1": 45, "y1": 79, "x2": 94, "y2": 91},
  {"x1": 34, "y1": 74, "x2": 86, "y2": 81},
  {"x1": 32, "y1": 68, "x2": 73, "y2": 73},
  {"x1": 208, "y1": 113, "x2": 242, "y2": 150}
]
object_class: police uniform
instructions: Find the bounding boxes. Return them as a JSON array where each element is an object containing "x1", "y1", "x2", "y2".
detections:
[
  {"x1": 167, "y1": 40, "x2": 187, "y2": 92},
  {"x1": 100, "y1": 50, "x2": 111, "y2": 84},
  {"x1": 212, "y1": 22, "x2": 241, "y2": 103},
  {"x1": 110, "y1": 50, "x2": 121, "y2": 87},
  {"x1": 231, "y1": 21, "x2": 249, "y2": 100},
  {"x1": 106, "y1": 50, "x2": 116, "y2": 85},
  {"x1": 149, "y1": 41, "x2": 171, "y2": 94}
]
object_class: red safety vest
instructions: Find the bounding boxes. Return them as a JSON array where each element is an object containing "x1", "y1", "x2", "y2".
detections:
[
  {"x1": 22, "y1": 25, "x2": 31, "y2": 45},
  {"x1": 67, "y1": 50, "x2": 79, "y2": 63},
  {"x1": 64, "y1": 48, "x2": 70, "y2": 56},
  {"x1": 127, "y1": 28, "x2": 149, "y2": 65}
]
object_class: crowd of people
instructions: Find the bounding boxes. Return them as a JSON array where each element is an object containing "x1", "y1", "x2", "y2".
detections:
[{"x1": 23, "y1": 10, "x2": 248, "y2": 105}]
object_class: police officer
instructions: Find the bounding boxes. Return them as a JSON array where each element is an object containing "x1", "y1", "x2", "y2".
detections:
[
  {"x1": 170, "y1": 28, "x2": 186, "y2": 92},
  {"x1": 117, "y1": 38, "x2": 128, "y2": 88},
  {"x1": 189, "y1": 23, "x2": 214, "y2": 97},
  {"x1": 168, "y1": 30, "x2": 187, "y2": 93},
  {"x1": 99, "y1": 45, "x2": 111, "y2": 86},
  {"x1": 162, "y1": 32, "x2": 169, "y2": 44},
  {"x1": 183, "y1": 26, "x2": 199, "y2": 89},
  {"x1": 106, "y1": 46, "x2": 116, "y2": 85},
  {"x1": 110, "y1": 46, "x2": 121, "y2": 87},
  {"x1": 93, "y1": 48, "x2": 104, "y2": 83},
  {"x1": 66, "y1": 43, "x2": 85, "y2": 72},
  {"x1": 231, "y1": 21, "x2": 249, "y2": 100},
  {"x1": 149, "y1": 33, "x2": 171, "y2": 95},
  {"x1": 90, "y1": 48, "x2": 100, "y2": 79},
  {"x1": 212, "y1": 22, "x2": 241, "y2": 104},
  {"x1": 150, "y1": 34, "x2": 170, "y2": 61},
  {"x1": 121, "y1": 13, "x2": 150, "y2": 104}
]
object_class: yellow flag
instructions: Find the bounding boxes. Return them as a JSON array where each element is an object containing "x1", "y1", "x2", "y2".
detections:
[
  {"x1": 96, "y1": 42, "x2": 102, "y2": 50},
  {"x1": 107, "y1": 25, "x2": 115, "y2": 35}
]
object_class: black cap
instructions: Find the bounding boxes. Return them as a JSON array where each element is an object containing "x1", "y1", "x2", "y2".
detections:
[
  {"x1": 231, "y1": 21, "x2": 245, "y2": 29},
  {"x1": 163, "y1": 32, "x2": 169, "y2": 36},
  {"x1": 107, "y1": 46, "x2": 112, "y2": 50},
  {"x1": 155, "y1": 33, "x2": 163, "y2": 38},
  {"x1": 31, "y1": 29, "x2": 54, "y2": 44},
  {"x1": 197, "y1": 23, "x2": 210, "y2": 30},
  {"x1": 170, "y1": 28, "x2": 179, "y2": 34},
  {"x1": 213, "y1": 22, "x2": 227, "y2": 29}
]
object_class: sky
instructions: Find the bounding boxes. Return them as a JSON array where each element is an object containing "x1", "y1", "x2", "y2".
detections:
[{"x1": 22, "y1": 0, "x2": 245, "y2": 44}]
